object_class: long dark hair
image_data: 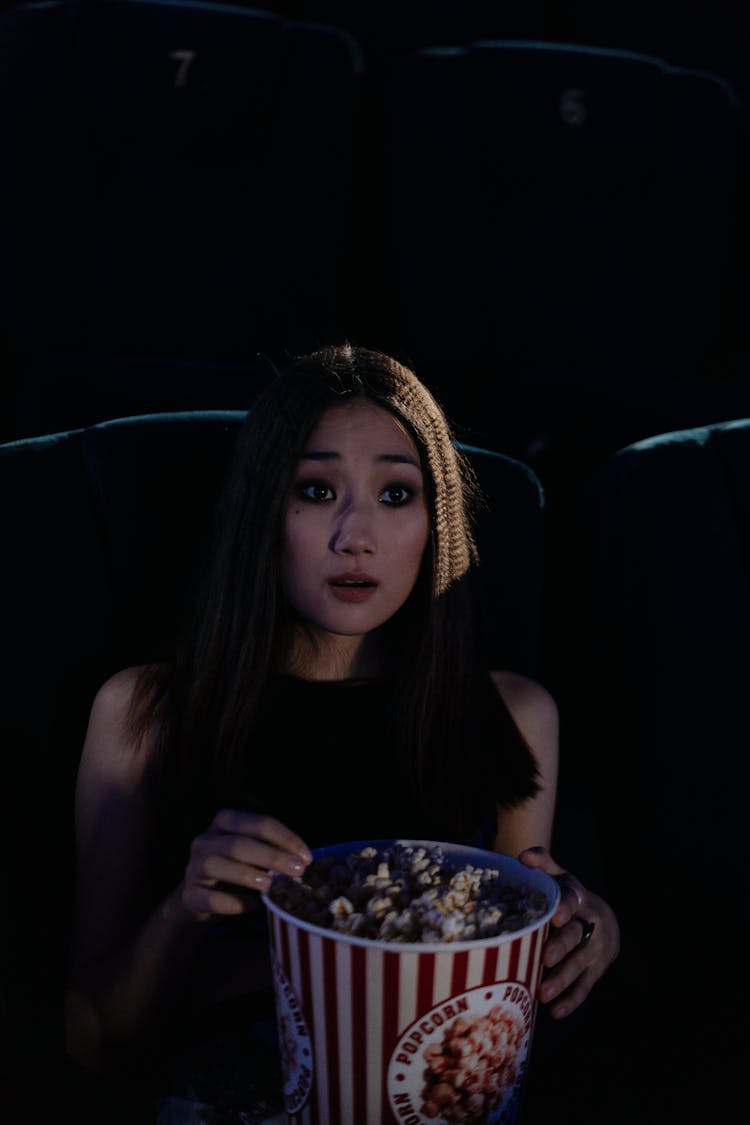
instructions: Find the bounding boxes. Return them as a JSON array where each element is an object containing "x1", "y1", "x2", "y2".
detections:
[{"x1": 128, "y1": 344, "x2": 521, "y2": 847}]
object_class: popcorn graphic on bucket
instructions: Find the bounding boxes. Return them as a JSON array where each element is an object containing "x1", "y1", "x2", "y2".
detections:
[{"x1": 263, "y1": 840, "x2": 559, "y2": 1125}]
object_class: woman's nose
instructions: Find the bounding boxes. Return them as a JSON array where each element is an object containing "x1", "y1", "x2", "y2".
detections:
[{"x1": 330, "y1": 502, "x2": 376, "y2": 555}]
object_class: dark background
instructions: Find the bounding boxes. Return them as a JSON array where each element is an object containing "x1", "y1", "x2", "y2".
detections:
[{"x1": 1, "y1": 2, "x2": 747, "y2": 1122}]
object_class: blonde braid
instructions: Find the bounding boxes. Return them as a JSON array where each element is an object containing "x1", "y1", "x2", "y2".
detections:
[{"x1": 391, "y1": 375, "x2": 478, "y2": 597}]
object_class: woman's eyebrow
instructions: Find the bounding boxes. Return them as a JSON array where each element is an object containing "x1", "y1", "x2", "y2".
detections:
[{"x1": 300, "y1": 450, "x2": 421, "y2": 467}]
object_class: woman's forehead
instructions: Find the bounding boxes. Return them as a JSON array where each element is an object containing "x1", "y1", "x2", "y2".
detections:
[{"x1": 304, "y1": 399, "x2": 421, "y2": 459}]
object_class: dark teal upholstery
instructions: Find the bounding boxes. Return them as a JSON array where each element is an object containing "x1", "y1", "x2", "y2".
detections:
[
  {"x1": 380, "y1": 42, "x2": 738, "y2": 384},
  {"x1": 568, "y1": 417, "x2": 750, "y2": 1118},
  {"x1": 376, "y1": 39, "x2": 750, "y2": 494},
  {"x1": 0, "y1": 0, "x2": 363, "y2": 442},
  {"x1": 0, "y1": 410, "x2": 545, "y2": 1118}
]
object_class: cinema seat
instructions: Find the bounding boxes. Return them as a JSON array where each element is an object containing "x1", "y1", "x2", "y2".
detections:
[
  {"x1": 564, "y1": 417, "x2": 750, "y2": 1120},
  {"x1": 0, "y1": 407, "x2": 546, "y2": 1120},
  {"x1": 0, "y1": 0, "x2": 363, "y2": 441},
  {"x1": 378, "y1": 40, "x2": 741, "y2": 467}
]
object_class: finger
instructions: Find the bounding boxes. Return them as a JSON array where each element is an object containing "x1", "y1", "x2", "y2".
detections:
[
  {"x1": 543, "y1": 920, "x2": 584, "y2": 969},
  {"x1": 541, "y1": 928, "x2": 610, "y2": 1013},
  {"x1": 539, "y1": 944, "x2": 595, "y2": 1005},
  {"x1": 546, "y1": 968, "x2": 597, "y2": 1020},
  {"x1": 213, "y1": 809, "x2": 312, "y2": 863},
  {"x1": 516, "y1": 846, "x2": 564, "y2": 877},
  {"x1": 190, "y1": 852, "x2": 275, "y2": 893},
  {"x1": 183, "y1": 882, "x2": 259, "y2": 919},
  {"x1": 551, "y1": 881, "x2": 586, "y2": 927},
  {"x1": 193, "y1": 834, "x2": 308, "y2": 879}
]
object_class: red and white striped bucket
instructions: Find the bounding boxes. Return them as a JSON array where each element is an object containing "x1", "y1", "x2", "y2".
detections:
[{"x1": 262, "y1": 839, "x2": 559, "y2": 1125}]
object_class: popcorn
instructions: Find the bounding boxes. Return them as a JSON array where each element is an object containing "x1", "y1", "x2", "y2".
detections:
[
  {"x1": 328, "y1": 896, "x2": 353, "y2": 918},
  {"x1": 268, "y1": 842, "x2": 549, "y2": 943},
  {"x1": 419, "y1": 1004, "x2": 526, "y2": 1122}
]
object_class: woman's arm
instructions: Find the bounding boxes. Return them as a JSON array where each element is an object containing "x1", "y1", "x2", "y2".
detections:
[
  {"x1": 489, "y1": 670, "x2": 620, "y2": 1020},
  {"x1": 65, "y1": 668, "x2": 207, "y2": 1071},
  {"x1": 65, "y1": 668, "x2": 312, "y2": 1073},
  {"x1": 489, "y1": 669, "x2": 559, "y2": 855}
]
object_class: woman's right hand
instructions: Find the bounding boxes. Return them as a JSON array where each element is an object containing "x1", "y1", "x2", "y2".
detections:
[{"x1": 181, "y1": 809, "x2": 313, "y2": 921}]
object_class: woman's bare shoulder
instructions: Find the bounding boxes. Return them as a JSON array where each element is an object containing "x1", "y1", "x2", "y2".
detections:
[
  {"x1": 93, "y1": 665, "x2": 148, "y2": 708},
  {"x1": 81, "y1": 665, "x2": 166, "y2": 785},
  {"x1": 489, "y1": 669, "x2": 559, "y2": 740},
  {"x1": 92, "y1": 663, "x2": 168, "y2": 715}
]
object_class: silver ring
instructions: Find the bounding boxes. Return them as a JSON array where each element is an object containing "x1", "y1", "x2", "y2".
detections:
[
  {"x1": 555, "y1": 873, "x2": 583, "y2": 908},
  {"x1": 574, "y1": 915, "x2": 595, "y2": 947}
]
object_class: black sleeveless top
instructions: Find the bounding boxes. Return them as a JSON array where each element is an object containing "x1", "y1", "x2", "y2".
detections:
[
  {"x1": 152, "y1": 672, "x2": 541, "y2": 1115},
  {"x1": 239, "y1": 671, "x2": 540, "y2": 850}
]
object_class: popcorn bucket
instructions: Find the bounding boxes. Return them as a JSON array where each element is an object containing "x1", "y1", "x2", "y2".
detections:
[{"x1": 262, "y1": 839, "x2": 559, "y2": 1125}]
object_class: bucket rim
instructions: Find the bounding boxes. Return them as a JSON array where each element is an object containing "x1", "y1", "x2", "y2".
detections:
[{"x1": 261, "y1": 837, "x2": 560, "y2": 953}]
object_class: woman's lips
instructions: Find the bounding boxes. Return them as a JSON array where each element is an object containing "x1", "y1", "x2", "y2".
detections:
[{"x1": 328, "y1": 573, "x2": 378, "y2": 603}]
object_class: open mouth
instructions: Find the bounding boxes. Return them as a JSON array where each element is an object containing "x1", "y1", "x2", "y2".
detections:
[{"x1": 328, "y1": 575, "x2": 379, "y2": 601}]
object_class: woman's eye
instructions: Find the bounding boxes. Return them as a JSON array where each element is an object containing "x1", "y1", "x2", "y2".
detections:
[
  {"x1": 379, "y1": 484, "x2": 412, "y2": 506},
  {"x1": 296, "y1": 481, "x2": 335, "y2": 502}
]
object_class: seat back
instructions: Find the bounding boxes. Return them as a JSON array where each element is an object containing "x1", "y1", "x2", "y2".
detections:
[
  {"x1": 0, "y1": 0, "x2": 363, "y2": 439},
  {"x1": 0, "y1": 409, "x2": 545, "y2": 1105},
  {"x1": 571, "y1": 417, "x2": 750, "y2": 1064},
  {"x1": 377, "y1": 40, "x2": 740, "y2": 466},
  {"x1": 381, "y1": 41, "x2": 738, "y2": 380}
]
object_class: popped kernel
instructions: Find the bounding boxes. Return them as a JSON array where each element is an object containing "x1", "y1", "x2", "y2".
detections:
[
  {"x1": 268, "y1": 841, "x2": 549, "y2": 944},
  {"x1": 328, "y1": 896, "x2": 353, "y2": 918}
]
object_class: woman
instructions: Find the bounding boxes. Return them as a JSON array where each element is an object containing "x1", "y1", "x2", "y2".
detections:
[{"x1": 65, "y1": 343, "x2": 619, "y2": 1119}]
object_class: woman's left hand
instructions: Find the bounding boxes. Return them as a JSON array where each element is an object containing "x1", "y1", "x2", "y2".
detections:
[{"x1": 518, "y1": 845, "x2": 620, "y2": 1020}]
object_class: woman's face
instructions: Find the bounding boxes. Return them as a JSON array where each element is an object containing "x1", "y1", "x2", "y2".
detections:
[{"x1": 282, "y1": 399, "x2": 431, "y2": 663}]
